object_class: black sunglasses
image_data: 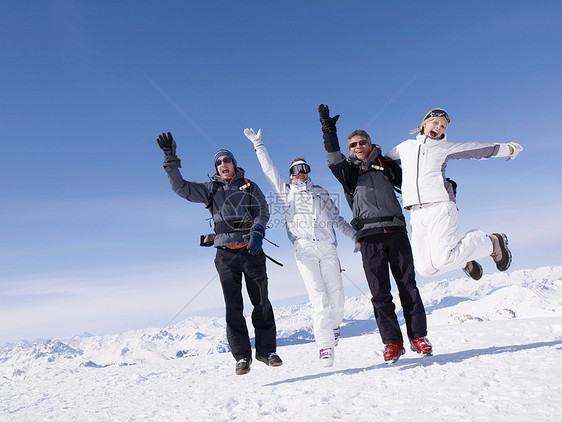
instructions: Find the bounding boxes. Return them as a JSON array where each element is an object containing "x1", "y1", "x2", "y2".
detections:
[
  {"x1": 215, "y1": 157, "x2": 233, "y2": 167},
  {"x1": 289, "y1": 163, "x2": 311, "y2": 175},
  {"x1": 424, "y1": 109, "x2": 450, "y2": 123},
  {"x1": 348, "y1": 139, "x2": 369, "y2": 149}
]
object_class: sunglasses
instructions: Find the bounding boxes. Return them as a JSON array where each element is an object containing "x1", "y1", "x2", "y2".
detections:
[
  {"x1": 348, "y1": 139, "x2": 369, "y2": 149},
  {"x1": 215, "y1": 157, "x2": 233, "y2": 167},
  {"x1": 424, "y1": 109, "x2": 450, "y2": 123},
  {"x1": 289, "y1": 163, "x2": 311, "y2": 175}
]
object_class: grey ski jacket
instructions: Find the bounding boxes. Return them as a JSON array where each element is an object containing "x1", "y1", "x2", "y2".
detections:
[
  {"x1": 322, "y1": 132, "x2": 406, "y2": 240},
  {"x1": 165, "y1": 166, "x2": 269, "y2": 248}
]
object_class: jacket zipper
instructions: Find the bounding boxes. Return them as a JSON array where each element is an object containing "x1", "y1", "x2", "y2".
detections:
[{"x1": 415, "y1": 139, "x2": 424, "y2": 205}]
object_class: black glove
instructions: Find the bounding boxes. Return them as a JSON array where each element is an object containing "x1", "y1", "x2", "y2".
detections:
[
  {"x1": 247, "y1": 224, "x2": 265, "y2": 255},
  {"x1": 318, "y1": 104, "x2": 340, "y2": 134},
  {"x1": 156, "y1": 132, "x2": 181, "y2": 169}
]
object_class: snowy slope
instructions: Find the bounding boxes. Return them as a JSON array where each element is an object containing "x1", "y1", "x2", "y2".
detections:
[{"x1": 1, "y1": 266, "x2": 561, "y2": 421}]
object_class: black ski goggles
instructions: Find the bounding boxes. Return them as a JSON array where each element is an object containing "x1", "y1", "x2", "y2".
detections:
[
  {"x1": 215, "y1": 157, "x2": 233, "y2": 167},
  {"x1": 289, "y1": 163, "x2": 311, "y2": 175},
  {"x1": 424, "y1": 109, "x2": 450, "y2": 123},
  {"x1": 348, "y1": 139, "x2": 369, "y2": 149}
]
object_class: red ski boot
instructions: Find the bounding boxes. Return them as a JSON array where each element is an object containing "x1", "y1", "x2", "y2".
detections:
[
  {"x1": 409, "y1": 337, "x2": 433, "y2": 356},
  {"x1": 383, "y1": 341, "x2": 405, "y2": 364}
]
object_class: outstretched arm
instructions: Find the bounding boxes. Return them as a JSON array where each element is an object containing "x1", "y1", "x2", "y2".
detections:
[{"x1": 445, "y1": 141, "x2": 523, "y2": 161}]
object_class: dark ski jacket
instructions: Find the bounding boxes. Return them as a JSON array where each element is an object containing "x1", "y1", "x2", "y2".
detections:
[
  {"x1": 165, "y1": 166, "x2": 269, "y2": 248},
  {"x1": 322, "y1": 132, "x2": 406, "y2": 240}
]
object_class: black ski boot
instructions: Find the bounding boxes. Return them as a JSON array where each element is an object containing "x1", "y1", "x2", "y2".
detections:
[
  {"x1": 235, "y1": 357, "x2": 252, "y2": 375},
  {"x1": 463, "y1": 260, "x2": 483, "y2": 280},
  {"x1": 490, "y1": 233, "x2": 512, "y2": 271}
]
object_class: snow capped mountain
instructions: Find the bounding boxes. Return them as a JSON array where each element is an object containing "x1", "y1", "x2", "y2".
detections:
[
  {"x1": 1, "y1": 266, "x2": 561, "y2": 421},
  {"x1": 2, "y1": 266, "x2": 560, "y2": 381}
]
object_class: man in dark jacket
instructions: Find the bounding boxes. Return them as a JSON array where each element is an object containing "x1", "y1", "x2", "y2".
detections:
[
  {"x1": 318, "y1": 105, "x2": 432, "y2": 364},
  {"x1": 156, "y1": 132, "x2": 282, "y2": 375}
]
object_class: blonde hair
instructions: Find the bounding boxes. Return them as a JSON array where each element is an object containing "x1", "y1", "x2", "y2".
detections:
[{"x1": 410, "y1": 116, "x2": 448, "y2": 135}]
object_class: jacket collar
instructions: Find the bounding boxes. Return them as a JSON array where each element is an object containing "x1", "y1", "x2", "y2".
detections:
[
  {"x1": 417, "y1": 133, "x2": 448, "y2": 143},
  {"x1": 290, "y1": 177, "x2": 313, "y2": 191},
  {"x1": 213, "y1": 168, "x2": 246, "y2": 185},
  {"x1": 348, "y1": 147, "x2": 382, "y2": 172}
]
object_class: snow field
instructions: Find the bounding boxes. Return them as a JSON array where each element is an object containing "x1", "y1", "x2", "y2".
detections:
[{"x1": 2, "y1": 316, "x2": 560, "y2": 421}]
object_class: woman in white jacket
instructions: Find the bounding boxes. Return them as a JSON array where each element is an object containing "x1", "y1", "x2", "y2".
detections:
[
  {"x1": 244, "y1": 128, "x2": 356, "y2": 367},
  {"x1": 386, "y1": 109, "x2": 523, "y2": 280}
]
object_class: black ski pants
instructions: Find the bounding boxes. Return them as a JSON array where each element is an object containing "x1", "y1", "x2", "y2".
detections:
[
  {"x1": 214, "y1": 248, "x2": 277, "y2": 360},
  {"x1": 359, "y1": 232, "x2": 427, "y2": 344}
]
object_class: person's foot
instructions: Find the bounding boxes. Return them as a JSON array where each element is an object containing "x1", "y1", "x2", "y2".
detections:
[
  {"x1": 255, "y1": 352, "x2": 283, "y2": 367},
  {"x1": 409, "y1": 337, "x2": 433, "y2": 356},
  {"x1": 235, "y1": 357, "x2": 252, "y2": 375},
  {"x1": 333, "y1": 327, "x2": 341, "y2": 347},
  {"x1": 383, "y1": 342, "x2": 405, "y2": 364},
  {"x1": 319, "y1": 348, "x2": 334, "y2": 367},
  {"x1": 463, "y1": 260, "x2": 483, "y2": 280},
  {"x1": 490, "y1": 233, "x2": 512, "y2": 271}
]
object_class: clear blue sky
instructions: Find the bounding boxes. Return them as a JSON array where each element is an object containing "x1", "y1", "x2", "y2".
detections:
[{"x1": 1, "y1": 0, "x2": 561, "y2": 345}]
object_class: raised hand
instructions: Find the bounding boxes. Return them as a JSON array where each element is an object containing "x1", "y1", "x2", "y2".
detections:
[
  {"x1": 318, "y1": 104, "x2": 340, "y2": 134},
  {"x1": 243, "y1": 128, "x2": 264, "y2": 148},
  {"x1": 156, "y1": 132, "x2": 181, "y2": 169}
]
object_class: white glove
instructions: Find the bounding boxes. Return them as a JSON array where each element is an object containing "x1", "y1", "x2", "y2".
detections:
[
  {"x1": 243, "y1": 128, "x2": 264, "y2": 148},
  {"x1": 506, "y1": 142, "x2": 523, "y2": 160},
  {"x1": 352, "y1": 234, "x2": 361, "y2": 253}
]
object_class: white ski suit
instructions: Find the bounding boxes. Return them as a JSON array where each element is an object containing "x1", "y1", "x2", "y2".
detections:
[
  {"x1": 254, "y1": 142, "x2": 356, "y2": 349},
  {"x1": 386, "y1": 134, "x2": 513, "y2": 277}
]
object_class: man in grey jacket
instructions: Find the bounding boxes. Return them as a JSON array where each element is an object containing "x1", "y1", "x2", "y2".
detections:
[
  {"x1": 156, "y1": 132, "x2": 282, "y2": 375},
  {"x1": 318, "y1": 106, "x2": 431, "y2": 364}
]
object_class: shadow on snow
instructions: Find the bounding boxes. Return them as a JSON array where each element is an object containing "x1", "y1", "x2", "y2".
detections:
[{"x1": 264, "y1": 340, "x2": 562, "y2": 386}]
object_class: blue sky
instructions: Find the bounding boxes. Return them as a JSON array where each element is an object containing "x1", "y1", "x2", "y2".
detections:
[{"x1": 1, "y1": 1, "x2": 561, "y2": 345}]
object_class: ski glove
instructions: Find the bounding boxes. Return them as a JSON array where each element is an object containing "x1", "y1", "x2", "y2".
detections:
[
  {"x1": 352, "y1": 234, "x2": 361, "y2": 253},
  {"x1": 507, "y1": 142, "x2": 523, "y2": 160},
  {"x1": 243, "y1": 128, "x2": 264, "y2": 148},
  {"x1": 247, "y1": 223, "x2": 265, "y2": 255},
  {"x1": 156, "y1": 132, "x2": 181, "y2": 169},
  {"x1": 318, "y1": 104, "x2": 340, "y2": 134}
]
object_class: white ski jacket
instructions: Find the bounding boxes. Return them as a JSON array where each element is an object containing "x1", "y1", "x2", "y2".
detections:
[
  {"x1": 254, "y1": 143, "x2": 355, "y2": 246},
  {"x1": 386, "y1": 134, "x2": 512, "y2": 209}
]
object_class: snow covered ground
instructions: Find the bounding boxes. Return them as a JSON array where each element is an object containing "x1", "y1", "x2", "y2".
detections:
[{"x1": 2, "y1": 266, "x2": 561, "y2": 421}]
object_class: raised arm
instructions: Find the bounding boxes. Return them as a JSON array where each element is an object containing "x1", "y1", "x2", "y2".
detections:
[
  {"x1": 244, "y1": 128, "x2": 289, "y2": 196},
  {"x1": 318, "y1": 105, "x2": 358, "y2": 196},
  {"x1": 156, "y1": 132, "x2": 212, "y2": 204}
]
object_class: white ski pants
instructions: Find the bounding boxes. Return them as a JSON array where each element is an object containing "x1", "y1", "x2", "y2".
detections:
[
  {"x1": 409, "y1": 201, "x2": 493, "y2": 278},
  {"x1": 294, "y1": 239, "x2": 344, "y2": 349}
]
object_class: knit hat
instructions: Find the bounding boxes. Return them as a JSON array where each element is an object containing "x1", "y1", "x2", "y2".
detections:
[{"x1": 214, "y1": 149, "x2": 237, "y2": 168}]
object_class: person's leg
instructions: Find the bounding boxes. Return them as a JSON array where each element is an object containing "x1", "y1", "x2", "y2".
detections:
[
  {"x1": 214, "y1": 249, "x2": 251, "y2": 360},
  {"x1": 387, "y1": 232, "x2": 428, "y2": 339},
  {"x1": 427, "y1": 202, "x2": 493, "y2": 275},
  {"x1": 241, "y1": 250, "x2": 277, "y2": 357},
  {"x1": 409, "y1": 207, "x2": 437, "y2": 278},
  {"x1": 360, "y1": 237, "x2": 402, "y2": 344},
  {"x1": 317, "y1": 242, "x2": 344, "y2": 343},
  {"x1": 295, "y1": 241, "x2": 335, "y2": 349}
]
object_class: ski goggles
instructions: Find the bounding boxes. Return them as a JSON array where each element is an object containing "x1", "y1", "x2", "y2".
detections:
[
  {"x1": 215, "y1": 157, "x2": 233, "y2": 167},
  {"x1": 424, "y1": 109, "x2": 450, "y2": 123},
  {"x1": 348, "y1": 139, "x2": 369, "y2": 149},
  {"x1": 289, "y1": 162, "x2": 311, "y2": 175}
]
